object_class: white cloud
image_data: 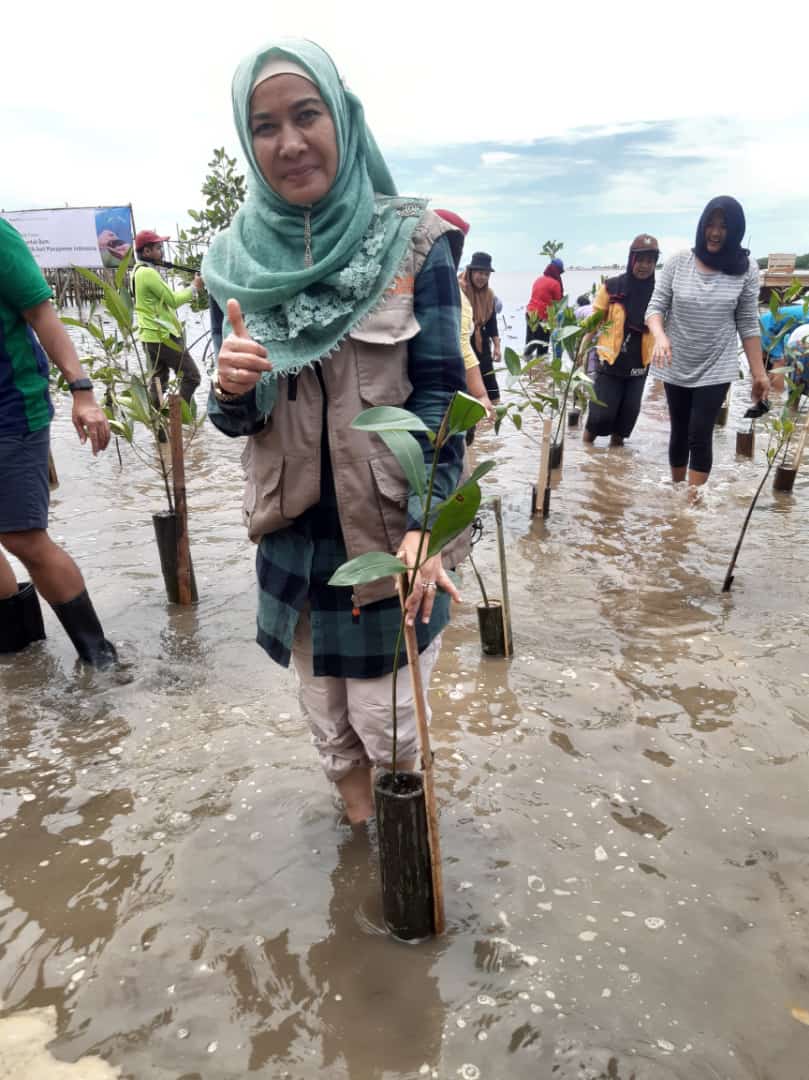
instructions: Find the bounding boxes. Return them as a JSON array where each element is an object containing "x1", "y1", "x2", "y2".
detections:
[{"x1": 481, "y1": 152, "x2": 521, "y2": 166}]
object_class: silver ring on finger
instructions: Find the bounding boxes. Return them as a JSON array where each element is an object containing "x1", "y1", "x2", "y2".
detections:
[{"x1": 423, "y1": 581, "x2": 437, "y2": 590}]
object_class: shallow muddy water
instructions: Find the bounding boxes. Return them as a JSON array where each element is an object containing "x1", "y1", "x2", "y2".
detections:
[{"x1": 1, "y1": 304, "x2": 809, "y2": 1079}]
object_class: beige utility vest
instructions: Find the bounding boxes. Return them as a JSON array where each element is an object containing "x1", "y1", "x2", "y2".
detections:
[{"x1": 241, "y1": 210, "x2": 470, "y2": 607}]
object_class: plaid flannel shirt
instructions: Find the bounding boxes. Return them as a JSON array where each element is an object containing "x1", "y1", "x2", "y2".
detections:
[{"x1": 209, "y1": 235, "x2": 465, "y2": 677}]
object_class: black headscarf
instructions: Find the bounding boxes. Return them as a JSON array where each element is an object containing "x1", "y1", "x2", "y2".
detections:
[
  {"x1": 693, "y1": 195, "x2": 750, "y2": 276},
  {"x1": 605, "y1": 246, "x2": 657, "y2": 334}
]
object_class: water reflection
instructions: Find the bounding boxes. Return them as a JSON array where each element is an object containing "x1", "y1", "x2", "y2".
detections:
[{"x1": 220, "y1": 828, "x2": 445, "y2": 1077}]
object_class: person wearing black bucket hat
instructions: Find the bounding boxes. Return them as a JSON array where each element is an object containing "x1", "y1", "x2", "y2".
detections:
[
  {"x1": 459, "y1": 252, "x2": 501, "y2": 403},
  {"x1": 583, "y1": 234, "x2": 659, "y2": 447},
  {"x1": 646, "y1": 196, "x2": 768, "y2": 493}
]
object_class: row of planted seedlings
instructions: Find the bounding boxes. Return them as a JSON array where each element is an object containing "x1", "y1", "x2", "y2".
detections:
[
  {"x1": 494, "y1": 300, "x2": 605, "y2": 517},
  {"x1": 57, "y1": 252, "x2": 204, "y2": 605}
]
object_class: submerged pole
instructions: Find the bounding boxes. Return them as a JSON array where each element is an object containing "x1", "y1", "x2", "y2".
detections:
[
  {"x1": 492, "y1": 496, "x2": 513, "y2": 656},
  {"x1": 169, "y1": 395, "x2": 197, "y2": 605}
]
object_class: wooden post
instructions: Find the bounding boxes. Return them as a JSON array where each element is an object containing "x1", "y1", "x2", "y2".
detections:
[
  {"x1": 533, "y1": 417, "x2": 553, "y2": 516},
  {"x1": 169, "y1": 395, "x2": 195, "y2": 605},
  {"x1": 492, "y1": 496, "x2": 513, "y2": 657},
  {"x1": 73, "y1": 268, "x2": 82, "y2": 316},
  {"x1": 397, "y1": 577, "x2": 445, "y2": 935}
]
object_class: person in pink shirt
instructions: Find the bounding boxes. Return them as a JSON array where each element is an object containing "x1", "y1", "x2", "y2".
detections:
[{"x1": 525, "y1": 258, "x2": 564, "y2": 357}]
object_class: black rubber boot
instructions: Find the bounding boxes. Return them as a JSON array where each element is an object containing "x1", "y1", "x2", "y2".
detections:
[
  {"x1": 50, "y1": 588, "x2": 117, "y2": 669},
  {"x1": 0, "y1": 582, "x2": 47, "y2": 654}
]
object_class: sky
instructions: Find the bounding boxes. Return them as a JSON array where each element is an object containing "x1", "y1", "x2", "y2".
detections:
[{"x1": 4, "y1": 0, "x2": 807, "y2": 271}]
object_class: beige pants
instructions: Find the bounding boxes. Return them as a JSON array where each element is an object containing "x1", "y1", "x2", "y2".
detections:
[{"x1": 291, "y1": 609, "x2": 442, "y2": 782}]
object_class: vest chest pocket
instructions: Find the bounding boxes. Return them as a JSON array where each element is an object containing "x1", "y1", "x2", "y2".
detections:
[
  {"x1": 369, "y1": 456, "x2": 410, "y2": 554},
  {"x1": 241, "y1": 436, "x2": 320, "y2": 543},
  {"x1": 242, "y1": 451, "x2": 285, "y2": 542},
  {"x1": 349, "y1": 294, "x2": 420, "y2": 406}
]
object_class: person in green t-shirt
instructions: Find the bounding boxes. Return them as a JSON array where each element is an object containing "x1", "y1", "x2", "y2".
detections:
[
  {"x1": 132, "y1": 229, "x2": 203, "y2": 405},
  {"x1": 0, "y1": 218, "x2": 117, "y2": 667}
]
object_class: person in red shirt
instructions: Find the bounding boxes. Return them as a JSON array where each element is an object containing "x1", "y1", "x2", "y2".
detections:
[{"x1": 525, "y1": 258, "x2": 564, "y2": 357}]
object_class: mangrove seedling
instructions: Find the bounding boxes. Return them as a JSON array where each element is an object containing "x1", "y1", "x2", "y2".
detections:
[
  {"x1": 59, "y1": 251, "x2": 204, "y2": 514},
  {"x1": 496, "y1": 303, "x2": 605, "y2": 449},
  {"x1": 467, "y1": 516, "x2": 490, "y2": 607},
  {"x1": 328, "y1": 391, "x2": 493, "y2": 775},
  {"x1": 722, "y1": 374, "x2": 803, "y2": 592}
]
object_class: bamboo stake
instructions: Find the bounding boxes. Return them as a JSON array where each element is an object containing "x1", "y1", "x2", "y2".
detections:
[
  {"x1": 492, "y1": 496, "x2": 513, "y2": 656},
  {"x1": 396, "y1": 576, "x2": 445, "y2": 935},
  {"x1": 169, "y1": 396, "x2": 194, "y2": 605},
  {"x1": 533, "y1": 417, "x2": 553, "y2": 516}
]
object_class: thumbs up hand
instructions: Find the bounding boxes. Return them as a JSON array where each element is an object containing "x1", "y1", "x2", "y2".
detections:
[{"x1": 216, "y1": 299, "x2": 272, "y2": 395}]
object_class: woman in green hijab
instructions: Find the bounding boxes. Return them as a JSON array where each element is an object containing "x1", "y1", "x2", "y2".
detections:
[{"x1": 205, "y1": 39, "x2": 467, "y2": 831}]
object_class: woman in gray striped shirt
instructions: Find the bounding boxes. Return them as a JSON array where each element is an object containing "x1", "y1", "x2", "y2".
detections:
[{"x1": 646, "y1": 196, "x2": 769, "y2": 491}]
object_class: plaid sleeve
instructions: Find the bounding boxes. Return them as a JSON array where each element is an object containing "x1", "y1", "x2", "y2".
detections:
[
  {"x1": 405, "y1": 234, "x2": 466, "y2": 530},
  {"x1": 207, "y1": 384, "x2": 272, "y2": 437}
]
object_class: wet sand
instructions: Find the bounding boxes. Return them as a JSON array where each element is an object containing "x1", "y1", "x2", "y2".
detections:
[{"x1": 1, "y1": 309, "x2": 808, "y2": 1079}]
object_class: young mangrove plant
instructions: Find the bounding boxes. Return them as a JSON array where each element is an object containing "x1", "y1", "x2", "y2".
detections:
[
  {"x1": 58, "y1": 251, "x2": 203, "y2": 513},
  {"x1": 722, "y1": 374, "x2": 804, "y2": 592},
  {"x1": 496, "y1": 303, "x2": 605, "y2": 449},
  {"x1": 328, "y1": 391, "x2": 493, "y2": 775},
  {"x1": 328, "y1": 392, "x2": 492, "y2": 940}
]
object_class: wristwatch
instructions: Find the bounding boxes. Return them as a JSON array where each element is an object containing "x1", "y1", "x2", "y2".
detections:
[
  {"x1": 212, "y1": 380, "x2": 243, "y2": 402},
  {"x1": 67, "y1": 378, "x2": 94, "y2": 394}
]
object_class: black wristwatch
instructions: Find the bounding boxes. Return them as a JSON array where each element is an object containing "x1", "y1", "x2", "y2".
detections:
[{"x1": 67, "y1": 378, "x2": 94, "y2": 394}]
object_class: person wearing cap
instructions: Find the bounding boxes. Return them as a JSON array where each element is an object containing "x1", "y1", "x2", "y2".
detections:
[
  {"x1": 759, "y1": 301, "x2": 809, "y2": 393},
  {"x1": 646, "y1": 196, "x2": 768, "y2": 492},
  {"x1": 459, "y1": 252, "x2": 501, "y2": 404},
  {"x1": 202, "y1": 40, "x2": 468, "y2": 831},
  {"x1": 0, "y1": 217, "x2": 117, "y2": 666},
  {"x1": 525, "y1": 258, "x2": 564, "y2": 358},
  {"x1": 133, "y1": 230, "x2": 204, "y2": 405},
  {"x1": 583, "y1": 235, "x2": 659, "y2": 447},
  {"x1": 433, "y1": 210, "x2": 493, "y2": 421}
]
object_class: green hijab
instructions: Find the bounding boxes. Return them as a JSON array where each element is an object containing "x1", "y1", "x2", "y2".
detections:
[{"x1": 203, "y1": 38, "x2": 426, "y2": 380}]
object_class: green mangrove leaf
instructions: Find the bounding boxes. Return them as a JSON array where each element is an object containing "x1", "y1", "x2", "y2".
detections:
[
  {"x1": 328, "y1": 552, "x2": 407, "y2": 587},
  {"x1": 60, "y1": 315, "x2": 98, "y2": 342},
  {"x1": 378, "y1": 428, "x2": 426, "y2": 499},
  {"x1": 425, "y1": 464, "x2": 495, "y2": 558},
  {"x1": 351, "y1": 406, "x2": 429, "y2": 433},
  {"x1": 114, "y1": 248, "x2": 133, "y2": 291},
  {"x1": 505, "y1": 347, "x2": 522, "y2": 376},
  {"x1": 528, "y1": 395, "x2": 556, "y2": 412},
  {"x1": 446, "y1": 391, "x2": 486, "y2": 435},
  {"x1": 73, "y1": 266, "x2": 132, "y2": 335},
  {"x1": 512, "y1": 412, "x2": 523, "y2": 430},
  {"x1": 108, "y1": 418, "x2": 133, "y2": 442}
]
